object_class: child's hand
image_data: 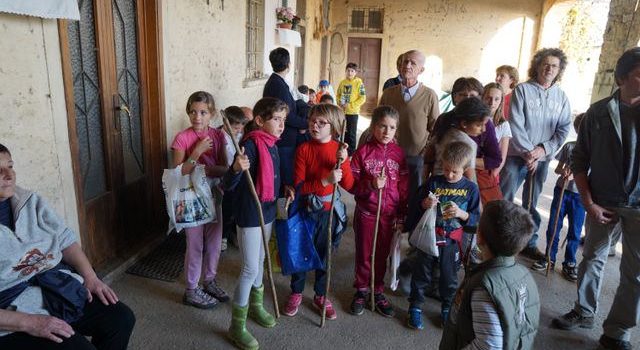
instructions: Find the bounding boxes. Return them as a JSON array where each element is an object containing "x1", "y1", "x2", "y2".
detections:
[
  {"x1": 284, "y1": 185, "x2": 295, "y2": 202},
  {"x1": 421, "y1": 196, "x2": 438, "y2": 209},
  {"x1": 561, "y1": 166, "x2": 573, "y2": 180},
  {"x1": 444, "y1": 202, "x2": 470, "y2": 221},
  {"x1": 395, "y1": 222, "x2": 404, "y2": 233},
  {"x1": 336, "y1": 143, "x2": 348, "y2": 164},
  {"x1": 373, "y1": 173, "x2": 386, "y2": 189},
  {"x1": 232, "y1": 147, "x2": 250, "y2": 173},
  {"x1": 325, "y1": 168, "x2": 343, "y2": 185},
  {"x1": 193, "y1": 136, "x2": 213, "y2": 156}
]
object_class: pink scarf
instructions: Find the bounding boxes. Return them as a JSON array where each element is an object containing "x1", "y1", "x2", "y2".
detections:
[{"x1": 243, "y1": 130, "x2": 279, "y2": 202}]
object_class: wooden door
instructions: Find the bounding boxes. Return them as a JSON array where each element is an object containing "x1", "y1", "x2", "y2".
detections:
[
  {"x1": 347, "y1": 37, "x2": 381, "y2": 115},
  {"x1": 59, "y1": 0, "x2": 166, "y2": 271}
]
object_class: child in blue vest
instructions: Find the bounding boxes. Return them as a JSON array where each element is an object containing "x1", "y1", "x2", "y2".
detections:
[
  {"x1": 531, "y1": 113, "x2": 585, "y2": 282},
  {"x1": 440, "y1": 200, "x2": 540, "y2": 350},
  {"x1": 405, "y1": 141, "x2": 480, "y2": 330}
]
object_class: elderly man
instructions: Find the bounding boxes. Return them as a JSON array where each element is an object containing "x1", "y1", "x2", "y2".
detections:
[
  {"x1": 552, "y1": 47, "x2": 640, "y2": 350},
  {"x1": 379, "y1": 50, "x2": 440, "y2": 195},
  {"x1": 499, "y1": 48, "x2": 572, "y2": 261}
]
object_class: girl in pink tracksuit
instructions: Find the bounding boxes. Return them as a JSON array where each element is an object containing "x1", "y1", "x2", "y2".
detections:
[{"x1": 349, "y1": 105, "x2": 409, "y2": 317}]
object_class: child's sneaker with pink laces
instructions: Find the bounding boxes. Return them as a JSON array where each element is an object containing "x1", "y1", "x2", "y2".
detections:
[
  {"x1": 313, "y1": 295, "x2": 337, "y2": 320},
  {"x1": 283, "y1": 293, "x2": 302, "y2": 316}
]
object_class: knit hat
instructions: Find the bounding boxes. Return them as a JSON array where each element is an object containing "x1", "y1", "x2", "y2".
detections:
[{"x1": 319, "y1": 80, "x2": 329, "y2": 86}]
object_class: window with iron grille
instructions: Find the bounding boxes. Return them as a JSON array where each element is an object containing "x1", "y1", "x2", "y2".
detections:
[
  {"x1": 348, "y1": 7, "x2": 383, "y2": 33},
  {"x1": 246, "y1": 0, "x2": 266, "y2": 80}
]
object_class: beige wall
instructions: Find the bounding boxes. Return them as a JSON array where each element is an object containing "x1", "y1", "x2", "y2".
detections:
[
  {"x1": 161, "y1": 0, "x2": 301, "y2": 152},
  {"x1": 300, "y1": 0, "x2": 326, "y2": 87},
  {"x1": 325, "y1": 0, "x2": 543, "y2": 96},
  {"x1": 0, "y1": 13, "x2": 80, "y2": 236}
]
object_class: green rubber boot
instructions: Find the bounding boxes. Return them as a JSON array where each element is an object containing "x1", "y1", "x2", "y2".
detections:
[
  {"x1": 249, "y1": 285, "x2": 277, "y2": 328},
  {"x1": 229, "y1": 304, "x2": 259, "y2": 350}
]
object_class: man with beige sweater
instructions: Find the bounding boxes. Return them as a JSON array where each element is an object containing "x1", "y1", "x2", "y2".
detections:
[{"x1": 380, "y1": 50, "x2": 440, "y2": 195}]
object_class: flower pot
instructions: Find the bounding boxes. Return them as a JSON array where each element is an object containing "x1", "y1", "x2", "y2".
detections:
[{"x1": 277, "y1": 22, "x2": 292, "y2": 29}]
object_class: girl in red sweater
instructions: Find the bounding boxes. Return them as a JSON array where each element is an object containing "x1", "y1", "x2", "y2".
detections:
[
  {"x1": 349, "y1": 105, "x2": 409, "y2": 317},
  {"x1": 283, "y1": 104, "x2": 353, "y2": 320}
]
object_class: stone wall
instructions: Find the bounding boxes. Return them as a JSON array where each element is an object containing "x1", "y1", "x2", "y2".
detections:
[
  {"x1": 0, "y1": 13, "x2": 80, "y2": 236},
  {"x1": 591, "y1": 0, "x2": 640, "y2": 102}
]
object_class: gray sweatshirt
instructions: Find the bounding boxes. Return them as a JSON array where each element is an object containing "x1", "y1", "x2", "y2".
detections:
[
  {"x1": 0, "y1": 187, "x2": 80, "y2": 337},
  {"x1": 508, "y1": 80, "x2": 572, "y2": 161}
]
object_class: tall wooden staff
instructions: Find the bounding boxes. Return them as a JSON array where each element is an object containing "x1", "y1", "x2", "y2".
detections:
[
  {"x1": 370, "y1": 166, "x2": 385, "y2": 311},
  {"x1": 222, "y1": 115, "x2": 279, "y2": 318},
  {"x1": 546, "y1": 175, "x2": 569, "y2": 276},
  {"x1": 320, "y1": 120, "x2": 347, "y2": 327}
]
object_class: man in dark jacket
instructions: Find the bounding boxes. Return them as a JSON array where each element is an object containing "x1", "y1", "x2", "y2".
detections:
[
  {"x1": 263, "y1": 47, "x2": 308, "y2": 185},
  {"x1": 553, "y1": 47, "x2": 640, "y2": 350}
]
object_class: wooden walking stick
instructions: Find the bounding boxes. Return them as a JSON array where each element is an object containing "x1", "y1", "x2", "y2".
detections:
[
  {"x1": 370, "y1": 166, "x2": 386, "y2": 311},
  {"x1": 546, "y1": 174, "x2": 569, "y2": 276},
  {"x1": 525, "y1": 171, "x2": 535, "y2": 211},
  {"x1": 222, "y1": 116, "x2": 280, "y2": 318},
  {"x1": 320, "y1": 120, "x2": 347, "y2": 328}
]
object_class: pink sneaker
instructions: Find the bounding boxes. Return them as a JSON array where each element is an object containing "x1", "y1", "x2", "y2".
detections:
[
  {"x1": 313, "y1": 295, "x2": 337, "y2": 320},
  {"x1": 283, "y1": 293, "x2": 303, "y2": 316}
]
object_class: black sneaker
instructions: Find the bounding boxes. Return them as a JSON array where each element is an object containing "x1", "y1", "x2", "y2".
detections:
[
  {"x1": 521, "y1": 246, "x2": 546, "y2": 260},
  {"x1": 531, "y1": 259, "x2": 553, "y2": 271},
  {"x1": 350, "y1": 291, "x2": 368, "y2": 316},
  {"x1": 374, "y1": 293, "x2": 395, "y2": 318},
  {"x1": 552, "y1": 310, "x2": 594, "y2": 330},
  {"x1": 599, "y1": 334, "x2": 632, "y2": 350},
  {"x1": 562, "y1": 263, "x2": 578, "y2": 282}
]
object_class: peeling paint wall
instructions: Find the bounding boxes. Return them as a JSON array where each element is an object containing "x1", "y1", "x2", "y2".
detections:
[
  {"x1": 300, "y1": 0, "x2": 326, "y2": 87},
  {"x1": 0, "y1": 13, "x2": 80, "y2": 237},
  {"x1": 162, "y1": 0, "x2": 300, "y2": 152},
  {"x1": 325, "y1": 0, "x2": 543, "y2": 95}
]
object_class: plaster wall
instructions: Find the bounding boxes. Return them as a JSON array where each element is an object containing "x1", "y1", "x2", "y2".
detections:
[
  {"x1": 161, "y1": 0, "x2": 300, "y2": 150},
  {"x1": 300, "y1": 0, "x2": 325, "y2": 87},
  {"x1": 327, "y1": 0, "x2": 543, "y2": 95},
  {"x1": 0, "y1": 13, "x2": 81, "y2": 237}
]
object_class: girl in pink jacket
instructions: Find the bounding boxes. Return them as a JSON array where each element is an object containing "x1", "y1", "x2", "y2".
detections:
[{"x1": 349, "y1": 105, "x2": 409, "y2": 318}]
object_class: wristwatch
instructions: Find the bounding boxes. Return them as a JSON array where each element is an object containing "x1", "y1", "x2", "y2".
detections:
[{"x1": 187, "y1": 157, "x2": 197, "y2": 165}]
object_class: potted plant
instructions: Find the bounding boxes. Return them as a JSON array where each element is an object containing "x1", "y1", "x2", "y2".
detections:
[{"x1": 276, "y1": 6, "x2": 295, "y2": 29}]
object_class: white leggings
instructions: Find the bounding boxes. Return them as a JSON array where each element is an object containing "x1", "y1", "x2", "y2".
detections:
[{"x1": 233, "y1": 222, "x2": 273, "y2": 307}]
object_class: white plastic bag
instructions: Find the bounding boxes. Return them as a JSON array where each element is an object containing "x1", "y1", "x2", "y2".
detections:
[
  {"x1": 408, "y1": 192, "x2": 438, "y2": 257},
  {"x1": 387, "y1": 230, "x2": 404, "y2": 291},
  {"x1": 162, "y1": 164, "x2": 216, "y2": 232}
]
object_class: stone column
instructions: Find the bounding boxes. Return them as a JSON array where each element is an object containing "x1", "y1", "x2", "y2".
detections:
[{"x1": 591, "y1": 0, "x2": 640, "y2": 103}]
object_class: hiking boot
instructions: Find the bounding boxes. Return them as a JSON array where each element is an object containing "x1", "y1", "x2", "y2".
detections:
[
  {"x1": 374, "y1": 293, "x2": 394, "y2": 318},
  {"x1": 407, "y1": 307, "x2": 424, "y2": 330},
  {"x1": 531, "y1": 259, "x2": 554, "y2": 271},
  {"x1": 183, "y1": 286, "x2": 218, "y2": 309},
  {"x1": 552, "y1": 310, "x2": 594, "y2": 330},
  {"x1": 283, "y1": 293, "x2": 302, "y2": 317},
  {"x1": 228, "y1": 303, "x2": 258, "y2": 350},
  {"x1": 203, "y1": 279, "x2": 230, "y2": 302},
  {"x1": 562, "y1": 263, "x2": 578, "y2": 282},
  {"x1": 313, "y1": 295, "x2": 337, "y2": 320},
  {"x1": 599, "y1": 334, "x2": 632, "y2": 350},
  {"x1": 249, "y1": 285, "x2": 276, "y2": 328},
  {"x1": 521, "y1": 246, "x2": 546, "y2": 260},
  {"x1": 350, "y1": 291, "x2": 368, "y2": 316}
]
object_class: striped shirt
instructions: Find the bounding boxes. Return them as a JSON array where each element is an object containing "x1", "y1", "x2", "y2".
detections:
[{"x1": 463, "y1": 287, "x2": 503, "y2": 350}]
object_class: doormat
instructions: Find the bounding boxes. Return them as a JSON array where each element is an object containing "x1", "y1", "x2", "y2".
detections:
[{"x1": 126, "y1": 232, "x2": 185, "y2": 282}]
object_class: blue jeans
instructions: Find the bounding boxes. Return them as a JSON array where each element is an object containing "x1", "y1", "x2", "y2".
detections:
[
  {"x1": 345, "y1": 114, "x2": 358, "y2": 156},
  {"x1": 545, "y1": 187, "x2": 585, "y2": 265},
  {"x1": 499, "y1": 156, "x2": 549, "y2": 248},
  {"x1": 409, "y1": 239, "x2": 458, "y2": 311}
]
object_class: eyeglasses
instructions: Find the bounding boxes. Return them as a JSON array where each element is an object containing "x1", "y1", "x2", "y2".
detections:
[{"x1": 309, "y1": 119, "x2": 329, "y2": 128}]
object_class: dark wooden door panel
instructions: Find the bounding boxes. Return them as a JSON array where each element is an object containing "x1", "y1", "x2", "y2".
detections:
[{"x1": 347, "y1": 37, "x2": 381, "y2": 115}]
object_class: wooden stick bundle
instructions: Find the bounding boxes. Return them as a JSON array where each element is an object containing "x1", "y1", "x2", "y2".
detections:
[{"x1": 222, "y1": 116, "x2": 279, "y2": 318}]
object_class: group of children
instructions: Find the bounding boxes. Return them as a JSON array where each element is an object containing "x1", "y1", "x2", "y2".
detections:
[{"x1": 167, "y1": 60, "x2": 586, "y2": 350}]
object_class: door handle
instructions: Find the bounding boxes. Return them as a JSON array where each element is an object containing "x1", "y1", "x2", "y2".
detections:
[{"x1": 116, "y1": 103, "x2": 131, "y2": 118}]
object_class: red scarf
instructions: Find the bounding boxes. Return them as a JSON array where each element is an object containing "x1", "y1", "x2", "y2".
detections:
[{"x1": 243, "y1": 130, "x2": 279, "y2": 202}]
